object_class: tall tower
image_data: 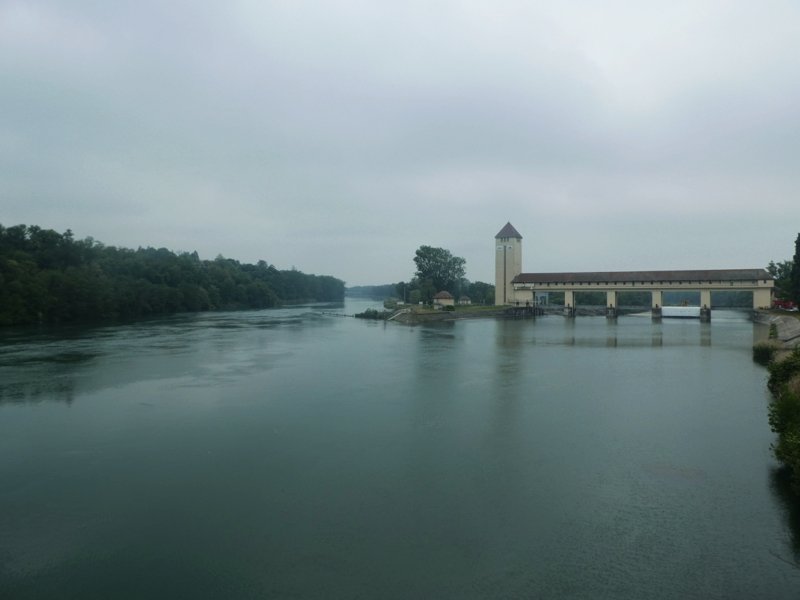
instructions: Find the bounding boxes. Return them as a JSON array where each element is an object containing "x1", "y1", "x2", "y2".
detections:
[{"x1": 495, "y1": 222, "x2": 522, "y2": 305}]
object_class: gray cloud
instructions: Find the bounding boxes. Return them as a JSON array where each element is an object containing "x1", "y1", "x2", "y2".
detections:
[{"x1": 2, "y1": 1, "x2": 799, "y2": 285}]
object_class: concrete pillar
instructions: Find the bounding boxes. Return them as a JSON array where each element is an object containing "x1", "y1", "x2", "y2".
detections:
[
  {"x1": 651, "y1": 290, "x2": 662, "y2": 308},
  {"x1": 700, "y1": 289, "x2": 711, "y2": 309},
  {"x1": 753, "y1": 288, "x2": 771, "y2": 310},
  {"x1": 564, "y1": 290, "x2": 575, "y2": 318},
  {"x1": 651, "y1": 289, "x2": 663, "y2": 320},
  {"x1": 700, "y1": 290, "x2": 712, "y2": 321},
  {"x1": 606, "y1": 291, "x2": 617, "y2": 319}
]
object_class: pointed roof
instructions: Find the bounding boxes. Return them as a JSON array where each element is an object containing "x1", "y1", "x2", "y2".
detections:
[{"x1": 495, "y1": 222, "x2": 522, "y2": 239}]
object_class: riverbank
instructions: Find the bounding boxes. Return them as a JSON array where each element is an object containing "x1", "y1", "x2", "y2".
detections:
[
  {"x1": 389, "y1": 305, "x2": 508, "y2": 324},
  {"x1": 754, "y1": 310, "x2": 800, "y2": 495},
  {"x1": 753, "y1": 310, "x2": 800, "y2": 349}
]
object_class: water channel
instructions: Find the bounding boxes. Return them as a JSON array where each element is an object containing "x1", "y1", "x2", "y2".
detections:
[{"x1": 1, "y1": 299, "x2": 799, "y2": 598}]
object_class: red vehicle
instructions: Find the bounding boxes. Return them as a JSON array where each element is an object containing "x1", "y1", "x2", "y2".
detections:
[{"x1": 773, "y1": 298, "x2": 798, "y2": 310}]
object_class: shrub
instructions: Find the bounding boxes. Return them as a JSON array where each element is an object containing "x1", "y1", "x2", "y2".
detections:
[
  {"x1": 754, "y1": 341, "x2": 781, "y2": 365},
  {"x1": 768, "y1": 348, "x2": 800, "y2": 494},
  {"x1": 354, "y1": 308, "x2": 390, "y2": 320},
  {"x1": 768, "y1": 347, "x2": 800, "y2": 394}
]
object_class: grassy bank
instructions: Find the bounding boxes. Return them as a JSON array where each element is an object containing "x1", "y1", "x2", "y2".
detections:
[
  {"x1": 761, "y1": 311, "x2": 800, "y2": 494},
  {"x1": 767, "y1": 347, "x2": 800, "y2": 494},
  {"x1": 382, "y1": 303, "x2": 507, "y2": 323},
  {"x1": 364, "y1": 304, "x2": 506, "y2": 324}
]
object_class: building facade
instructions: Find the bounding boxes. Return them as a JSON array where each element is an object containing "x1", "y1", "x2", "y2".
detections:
[{"x1": 494, "y1": 222, "x2": 774, "y2": 311}]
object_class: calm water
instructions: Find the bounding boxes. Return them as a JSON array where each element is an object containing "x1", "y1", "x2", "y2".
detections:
[{"x1": 1, "y1": 300, "x2": 799, "y2": 599}]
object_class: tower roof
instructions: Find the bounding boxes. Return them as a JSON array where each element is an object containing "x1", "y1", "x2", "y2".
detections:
[{"x1": 495, "y1": 222, "x2": 522, "y2": 239}]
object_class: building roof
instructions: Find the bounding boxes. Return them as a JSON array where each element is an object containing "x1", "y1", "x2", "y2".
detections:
[
  {"x1": 495, "y1": 222, "x2": 522, "y2": 239},
  {"x1": 512, "y1": 268, "x2": 772, "y2": 284},
  {"x1": 433, "y1": 291, "x2": 454, "y2": 299}
]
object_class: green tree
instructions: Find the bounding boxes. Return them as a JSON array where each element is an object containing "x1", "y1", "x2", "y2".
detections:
[
  {"x1": 768, "y1": 259, "x2": 794, "y2": 299},
  {"x1": 0, "y1": 222, "x2": 344, "y2": 326},
  {"x1": 413, "y1": 246, "x2": 466, "y2": 296},
  {"x1": 466, "y1": 280, "x2": 495, "y2": 305},
  {"x1": 791, "y1": 234, "x2": 800, "y2": 304}
]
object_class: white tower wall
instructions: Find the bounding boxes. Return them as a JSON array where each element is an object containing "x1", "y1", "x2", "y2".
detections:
[{"x1": 494, "y1": 223, "x2": 522, "y2": 305}]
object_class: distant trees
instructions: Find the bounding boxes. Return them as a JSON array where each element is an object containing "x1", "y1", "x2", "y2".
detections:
[
  {"x1": 0, "y1": 223, "x2": 344, "y2": 326},
  {"x1": 346, "y1": 284, "x2": 397, "y2": 299},
  {"x1": 465, "y1": 280, "x2": 494, "y2": 305}
]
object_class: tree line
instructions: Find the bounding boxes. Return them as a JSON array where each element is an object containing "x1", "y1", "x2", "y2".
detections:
[
  {"x1": 0, "y1": 224, "x2": 344, "y2": 326},
  {"x1": 346, "y1": 284, "x2": 397, "y2": 299}
]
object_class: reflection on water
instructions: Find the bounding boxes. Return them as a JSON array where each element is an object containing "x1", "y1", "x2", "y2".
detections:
[
  {"x1": 770, "y1": 468, "x2": 800, "y2": 566},
  {"x1": 0, "y1": 376, "x2": 76, "y2": 404},
  {"x1": 0, "y1": 305, "x2": 342, "y2": 405},
  {"x1": 531, "y1": 317, "x2": 724, "y2": 348}
]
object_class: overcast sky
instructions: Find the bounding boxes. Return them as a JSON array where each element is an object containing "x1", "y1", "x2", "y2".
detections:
[{"x1": 2, "y1": 1, "x2": 799, "y2": 285}]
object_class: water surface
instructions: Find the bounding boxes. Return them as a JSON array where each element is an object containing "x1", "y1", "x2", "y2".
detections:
[{"x1": 1, "y1": 301, "x2": 798, "y2": 598}]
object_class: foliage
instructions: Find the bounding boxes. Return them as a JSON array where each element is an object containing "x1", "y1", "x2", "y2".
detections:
[
  {"x1": 354, "y1": 308, "x2": 390, "y2": 320},
  {"x1": 768, "y1": 348, "x2": 800, "y2": 395},
  {"x1": 791, "y1": 234, "x2": 800, "y2": 304},
  {"x1": 768, "y1": 259, "x2": 795, "y2": 299},
  {"x1": 443, "y1": 305, "x2": 455, "y2": 312},
  {"x1": 396, "y1": 277, "x2": 493, "y2": 305},
  {"x1": 754, "y1": 341, "x2": 780, "y2": 365},
  {"x1": 413, "y1": 246, "x2": 466, "y2": 298},
  {"x1": 465, "y1": 280, "x2": 495, "y2": 305},
  {"x1": 768, "y1": 348, "x2": 800, "y2": 493},
  {"x1": 0, "y1": 223, "x2": 344, "y2": 326}
]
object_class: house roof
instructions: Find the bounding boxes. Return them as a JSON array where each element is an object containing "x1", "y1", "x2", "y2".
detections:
[
  {"x1": 433, "y1": 291, "x2": 454, "y2": 299},
  {"x1": 512, "y1": 268, "x2": 772, "y2": 284},
  {"x1": 495, "y1": 222, "x2": 522, "y2": 239}
]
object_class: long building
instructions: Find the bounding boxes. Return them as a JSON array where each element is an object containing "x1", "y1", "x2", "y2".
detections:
[{"x1": 494, "y1": 222, "x2": 774, "y2": 316}]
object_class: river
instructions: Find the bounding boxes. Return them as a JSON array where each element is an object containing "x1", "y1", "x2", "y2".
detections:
[{"x1": 1, "y1": 299, "x2": 799, "y2": 599}]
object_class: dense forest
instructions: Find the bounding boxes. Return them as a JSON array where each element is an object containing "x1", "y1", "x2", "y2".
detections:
[{"x1": 0, "y1": 224, "x2": 344, "y2": 326}]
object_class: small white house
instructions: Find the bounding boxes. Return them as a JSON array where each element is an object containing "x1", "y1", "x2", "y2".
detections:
[
  {"x1": 433, "y1": 291, "x2": 455, "y2": 309},
  {"x1": 458, "y1": 296, "x2": 471, "y2": 305}
]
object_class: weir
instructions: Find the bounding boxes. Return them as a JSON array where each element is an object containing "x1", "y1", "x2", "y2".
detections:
[{"x1": 495, "y1": 222, "x2": 774, "y2": 320}]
